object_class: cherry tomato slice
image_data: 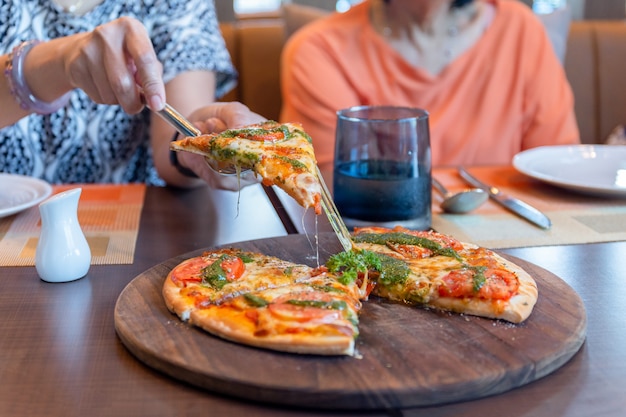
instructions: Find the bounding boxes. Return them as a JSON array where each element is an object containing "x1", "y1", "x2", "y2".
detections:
[
  {"x1": 170, "y1": 257, "x2": 209, "y2": 287},
  {"x1": 219, "y1": 255, "x2": 245, "y2": 282},
  {"x1": 268, "y1": 292, "x2": 342, "y2": 323}
]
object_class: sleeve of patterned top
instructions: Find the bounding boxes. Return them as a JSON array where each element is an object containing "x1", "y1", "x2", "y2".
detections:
[{"x1": 153, "y1": 0, "x2": 237, "y2": 99}]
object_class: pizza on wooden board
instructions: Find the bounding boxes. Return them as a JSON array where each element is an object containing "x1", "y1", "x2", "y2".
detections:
[
  {"x1": 162, "y1": 228, "x2": 538, "y2": 356},
  {"x1": 339, "y1": 226, "x2": 539, "y2": 324},
  {"x1": 166, "y1": 121, "x2": 537, "y2": 354},
  {"x1": 170, "y1": 120, "x2": 322, "y2": 215},
  {"x1": 162, "y1": 248, "x2": 362, "y2": 356}
]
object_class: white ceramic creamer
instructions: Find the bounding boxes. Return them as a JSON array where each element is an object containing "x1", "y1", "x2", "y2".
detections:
[{"x1": 35, "y1": 188, "x2": 91, "y2": 283}]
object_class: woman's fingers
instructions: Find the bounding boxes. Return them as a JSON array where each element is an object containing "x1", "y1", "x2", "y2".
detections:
[
  {"x1": 189, "y1": 102, "x2": 266, "y2": 133},
  {"x1": 64, "y1": 17, "x2": 164, "y2": 114},
  {"x1": 121, "y1": 19, "x2": 165, "y2": 111}
]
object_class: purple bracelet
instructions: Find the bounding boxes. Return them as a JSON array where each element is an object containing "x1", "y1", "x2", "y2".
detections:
[{"x1": 4, "y1": 40, "x2": 71, "y2": 114}]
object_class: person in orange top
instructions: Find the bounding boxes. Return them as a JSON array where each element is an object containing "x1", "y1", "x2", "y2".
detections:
[{"x1": 280, "y1": 0, "x2": 580, "y2": 171}]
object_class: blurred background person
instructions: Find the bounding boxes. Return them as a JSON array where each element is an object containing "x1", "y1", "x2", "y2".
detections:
[{"x1": 280, "y1": 0, "x2": 579, "y2": 172}]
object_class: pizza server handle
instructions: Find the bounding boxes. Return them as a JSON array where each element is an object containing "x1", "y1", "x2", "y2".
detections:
[
  {"x1": 139, "y1": 92, "x2": 200, "y2": 137},
  {"x1": 157, "y1": 103, "x2": 202, "y2": 138}
]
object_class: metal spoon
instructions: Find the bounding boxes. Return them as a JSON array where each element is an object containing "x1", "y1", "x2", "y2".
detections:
[
  {"x1": 153, "y1": 101, "x2": 248, "y2": 175},
  {"x1": 432, "y1": 177, "x2": 488, "y2": 214}
]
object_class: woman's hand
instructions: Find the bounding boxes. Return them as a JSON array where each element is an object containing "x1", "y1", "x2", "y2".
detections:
[
  {"x1": 174, "y1": 102, "x2": 267, "y2": 190},
  {"x1": 188, "y1": 101, "x2": 266, "y2": 132},
  {"x1": 23, "y1": 16, "x2": 165, "y2": 115},
  {"x1": 63, "y1": 16, "x2": 165, "y2": 113}
]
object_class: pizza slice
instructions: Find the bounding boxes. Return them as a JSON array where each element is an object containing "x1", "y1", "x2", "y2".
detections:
[
  {"x1": 170, "y1": 120, "x2": 322, "y2": 215},
  {"x1": 163, "y1": 249, "x2": 362, "y2": 356},
  {"x1": 188, "y1": 274, "x2": 361, "y2": 356},
  {"x1": 163, "y1": 248, "x2": 318, "y2": 320},
  {"x1": 327, "y1": 226, "x2": 538, "y2": 324}
]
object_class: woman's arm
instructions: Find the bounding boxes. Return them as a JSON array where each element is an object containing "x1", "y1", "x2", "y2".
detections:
[{"x1": 1, "y1": 17, "x2": 165, "y2": 129}]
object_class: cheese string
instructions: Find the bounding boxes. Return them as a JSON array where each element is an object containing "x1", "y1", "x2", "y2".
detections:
[{"x1": 299, "y1": 208, "x2": 323, "y2": 268}]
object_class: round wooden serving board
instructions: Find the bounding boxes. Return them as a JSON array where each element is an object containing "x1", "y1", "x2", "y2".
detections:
[{"x1": 114, "y1": 233, "x2": 586, "y2": 410}]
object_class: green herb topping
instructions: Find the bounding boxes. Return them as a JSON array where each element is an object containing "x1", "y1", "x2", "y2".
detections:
[
  {"x1": 286, "y1": 299, "x2": 348, "y2": 311},
  {"x1": 243, "y1": 293, "x2": 269, "y2": 307},
  {"x1": 376, "y1": 253, "x2": 411, "y2": 286},
  {"x1": 219, "y1": 125, "x2": 290, "y2": 142},
  {"x1": 237, "y1": 252, "x2": 255, "y2": 263},
  {"x1": 201, "y1": 254, "x2": 236, "y2": 289},
  {"x1": 352, "y1": 232, "x2": 462, "y2": 261},
  {"x1": 276, "y1": 155, "x2": 307, "y2": 170},
  {"x1": 326, "y1": 250, "x2": 381, "y2": 285},
  {"x1": 469, "y1": 265, "x2": 487, "y2": 292}
]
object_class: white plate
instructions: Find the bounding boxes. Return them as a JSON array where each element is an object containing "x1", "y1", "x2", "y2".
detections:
[
  {"x1": 513, "y1": 145, "x2": 626, "y2": 197},
  {"x1": 0, "y1": 174, "x2": 53, "y2": 218}
]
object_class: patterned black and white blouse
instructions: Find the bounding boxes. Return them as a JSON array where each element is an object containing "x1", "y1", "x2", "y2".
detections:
[{"x1": 0, "y1": 0, "x2": 236, "y2": 185}]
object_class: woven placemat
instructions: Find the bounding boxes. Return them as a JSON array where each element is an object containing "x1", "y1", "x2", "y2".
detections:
[
  {"x1": 432, "y1": 166, "x2": 626, "y2": 249},
  {"x1": 0, "y1": 184, "x2": 145, "y2": 266}
]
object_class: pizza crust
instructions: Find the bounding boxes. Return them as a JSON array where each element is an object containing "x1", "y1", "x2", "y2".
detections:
[
  {"x1": 428, "y1": 251, "x2": 538, "y2": 324},
  {"x1": 189, "y1": 307, "x2": 355, "y2": 356},
  {"x1": 162, "y1": 251, "x2": 360, "y2": 356},
  {"x1": 163, "y1": 267, "x2": 196, "y2": 321}
]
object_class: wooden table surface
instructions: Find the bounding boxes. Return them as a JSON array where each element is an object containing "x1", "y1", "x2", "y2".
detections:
[{"x1": 1, "y1": 184, "x2": 625, "y2": 417}]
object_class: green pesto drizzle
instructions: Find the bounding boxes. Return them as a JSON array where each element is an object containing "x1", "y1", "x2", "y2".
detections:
[
  {"x1": 243, "y1": 293, "x2": 269, "y2": 307},
  {"x1": 311, "y1": 284, "x2": 346, "y2": 294},
  {"x1": 286, "y1": 299, "x2": 348, "y2": 311},
  {"x1": 291, "y1": 128, "x2": 312, "y2": 143},
  {"x1": 237, "y1": 252, "x2": 255, "y2": 263},
  {"x1": 218, "y1": 124, "x2": 290, "y2": 142},
  {"x1": 276, "y1": 155, "x2": 307, "y2": 170},
  {"x1": 469, "y1": 265, "x2": 487, "y2": 292},
  {"x1": 376, "y1": 253, "x2": 411, "y2": 286},
  {"x1": 352, "y1": 232, "x2": 462, "y2": 261},
  {"x1": 200, "y1": 254, "x2": 232, "y2": 289},
  {"x1": 348, "y1": 233, "x2": 492, "y2": 294}
]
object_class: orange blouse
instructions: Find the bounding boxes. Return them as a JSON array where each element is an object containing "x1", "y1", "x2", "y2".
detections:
[{"x1": 280, "y1": 0, "x2": 579, "y2": 169}]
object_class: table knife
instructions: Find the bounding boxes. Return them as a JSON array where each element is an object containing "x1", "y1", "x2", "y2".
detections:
[{"x1": 458, "y1": 168, "x2": 552, "y2": 229}]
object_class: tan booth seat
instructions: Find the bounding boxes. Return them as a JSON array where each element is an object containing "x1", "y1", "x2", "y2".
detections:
[
  {"x1": 219, "y1": 20, "x2": 285, "y2": 123},
  {"x1": 220, "y1": 18, "x2": 626, "y2": 145},
  {"x1": 565, "y1": 21, "x2": 626, "y2": 144}
]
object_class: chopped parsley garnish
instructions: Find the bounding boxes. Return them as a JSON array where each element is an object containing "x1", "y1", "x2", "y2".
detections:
[
  {"x1": 326, "y1": 250, "x2": 381, "y2": 285},
  {"x1": 326, "y1": 249, "x2": 410, "y2": 287}
]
